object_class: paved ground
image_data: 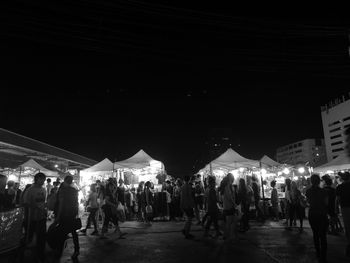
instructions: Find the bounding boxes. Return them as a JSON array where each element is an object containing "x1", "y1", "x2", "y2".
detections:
[
  {"x1": 58, "y1": 218, "x2": 348, "y2": 263},
  {"x1": 2, "y1": 216, "x2": 348, "y2": 263}
]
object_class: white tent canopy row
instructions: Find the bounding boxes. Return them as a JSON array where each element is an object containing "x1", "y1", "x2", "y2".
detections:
[
  {"x1": 80, "y1": 150, "x2": 165, "y2": 185},
  {"x1": 199, "y1": 149, "x2": 282, "y2": 174},
  {"x1": 314, "y1": 153, "x2": 350, "y2": 174}
]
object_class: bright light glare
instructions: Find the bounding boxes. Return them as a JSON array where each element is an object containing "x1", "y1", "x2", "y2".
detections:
[
  {"x1": 239, "y1": 167, "x2": 245, "y2": 172},
  {"x1": 293, "y1": 176, "x2": 298, "y2": 181},
  {"x1": 261, "y1": 169, "x2": 267, "y2": 175},
  {"x1": 277, "y1": 171, "x2": 283, "y2": 176},
  {"x1": 283, "y1": 168, "x2": 290, "y2": 175},
  {"x1": 326, "y1": 170, "x2": 333, "y2": 174},
  {"x1": 8, "y1": 174, "x2": 18, "y2": 182},
  {"x1": 298, "y1": 167, "x2": 305, "y2": 174}
]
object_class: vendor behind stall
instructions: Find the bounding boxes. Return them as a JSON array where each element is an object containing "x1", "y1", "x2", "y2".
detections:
[{"x1": 0, "y1": 174, "x2": 8, "y2": 211}]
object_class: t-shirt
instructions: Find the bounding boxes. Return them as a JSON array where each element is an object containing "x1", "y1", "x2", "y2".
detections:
[
  {"x1": 324, "y1": 186, "x2": 336, "y2": 216},
  {"x1": 336, "y1": 182, "x2": 350, "y2": 208},
  {"x1": 57, "y1": 185, "x2": 78, "y2": 219},
  {"x1": 306, "y1": 186, "x2": 328, "y2": 216},
  {"x1": 23, "y1": 184, "x2": 47, "y2": 221},
  {"x1": 88, "y1": 192, "x2": 98, "y2": 208},
  {"x1": 207, "y1": 187, "x2": 218, "y2": 213},
  {"x1": 252, "y1": 182, "x2": 260, "y2": 201}
]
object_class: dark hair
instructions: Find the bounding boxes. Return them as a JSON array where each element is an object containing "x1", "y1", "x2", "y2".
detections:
[
  {"x1": 238, "y1": 178, "x2": 247, "y2": 194},
  {"x1": 208, "y1": 176, "x2": 216, "y2": 186},
  {"x1": 321, "y1": 175, "x2": 332, "y2": 186},
  {"x1": 338, "y1": 171, "x2": 350, "y2": 181},
  {"x1": 183, "y1": 175, "x2": 190, "y2": 182},
  {"x1": 64, "y1": 175, "x2": 73, "y2": 185},
  {"x1": 144, "y1": 181, "x2": 151, "y2": 188},
  {"x1": 285, "y1": 178, "x2": 291, "y2": 191},
  {"x1": 47, "y1": 178, "x2": 51, "y2": 183},
  {"x1": 166, "y1": 180, "x2": 171, "y2": 184},
  {"x1": 270, "y1": 180, "x2": 276, "y2": 187},
  {"x1": 34, "y1": 172, "x2": 46, "y2": 182},
  {"x1": 310, "y1": 174, "x2": 320, "y2": 187}
]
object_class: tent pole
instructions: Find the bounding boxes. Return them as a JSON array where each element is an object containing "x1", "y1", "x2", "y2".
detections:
[{"x1": 259, "y1": 161, "x2": 266, "y2": 220}]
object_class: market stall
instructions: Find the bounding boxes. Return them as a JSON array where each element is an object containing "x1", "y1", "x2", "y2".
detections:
[
  {"x1": 314, "y1": 153, "x2": 350, "y2": 175},
  {"x1": 114, "y1": 149, "x2": 165, "y2": 186},
  {"x1": 80, "y1": 158, "x2": 115, "y2": 185},
  {"x1": 198, "y1": 148, "x2": 259, "y2": 185},
  {"x1": 7, "y1": 159, "x2": 59, "y2": 188}
]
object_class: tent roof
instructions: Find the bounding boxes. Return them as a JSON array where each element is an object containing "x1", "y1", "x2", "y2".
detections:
[
  {"x1": 260, "y1": 155, "x2": 282, "y2": 168},
  {"x1": 201, "y1": 148, "x2": 259, "y2": 171},
  {"x1": 19, "y1": 159, "x2": 58, "y2": 177},
  {"x1": 81, "y1": 158, "x2": 114, "y2": 173},
  {"x1": 314, "y1": 153, "x2": 350, "y2": 173},
  {"x1": 114, "y1": 149, "x2": 163, "y2": 169}
]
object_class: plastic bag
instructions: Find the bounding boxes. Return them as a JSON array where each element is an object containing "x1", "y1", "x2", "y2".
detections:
[{"x1": 117, "y1": 202, "x2": 126, "y2": 222}]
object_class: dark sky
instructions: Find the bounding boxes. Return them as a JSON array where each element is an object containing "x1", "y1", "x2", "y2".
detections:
[{"x1": 2, "y1": 1, "x2": 350, "y2": 175}]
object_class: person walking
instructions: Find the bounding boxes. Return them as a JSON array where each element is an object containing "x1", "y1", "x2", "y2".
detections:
[
  {"x1": 180, "y1": 175, "x2": 196, "y2": 239},
  {"x1": 81, "y1": 183, "x2": 99, "y2": 235},
  {"x1": 23, "y1": 172, "x2": 47, "y2": 262},
  {"x1": 252, "y1": 176, "x2": 264, "y2": 221},
  {"x1": 336, "y1": 171, "x2": 350, "y2": 257},
  {"x1": 55, "y1": 175, "x2": 80, "y2": 259},
  {"x1": 237, "y1": 178, "x2": 252, "y2": 232},
  {"x1": 220, "y1": 173, "x2": 238, "y2": 243},
  {"x1": 322, "y1": 175, "x2": 337, "y2": 234},
  {"x1": 289, "y1": 181, "x2": 304, "y2": 232},
  {"x1": 142, "y1": 181, "x2": 154, "y2": 226},
  {"x1": 306, "y1": 174, "x2": 329, "y2": 263},
  {"x1": 101, "y1": 180, "x2": 126, "y2": 239},
  {"x1": 270, "y1": 180, "x2": 279, "y2": 221},
  {"x1": 204, "y1": 176, "x2": 221, "y2": 238}
]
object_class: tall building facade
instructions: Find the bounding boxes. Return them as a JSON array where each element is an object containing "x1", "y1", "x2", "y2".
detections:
[
  {"x1": 321, "y1": 93, "x2": 350, "y2": 161},
  {"x1": 276, "y1": 139, "x2": 327, "y2": 167}
]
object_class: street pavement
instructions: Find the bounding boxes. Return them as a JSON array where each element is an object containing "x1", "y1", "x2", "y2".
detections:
[{"x1": 57, "y1": 217, "x2": 348, "y2": 263}]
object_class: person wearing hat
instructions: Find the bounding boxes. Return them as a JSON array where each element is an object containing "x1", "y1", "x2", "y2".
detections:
[{"x1": 336, "y1": 171, "x2": 350, "y2": 257}]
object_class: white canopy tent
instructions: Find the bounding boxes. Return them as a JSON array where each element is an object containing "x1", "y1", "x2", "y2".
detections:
[
  {"x1": 114, "y1": 150, "x2": 165, "y2": 185},
  {"x1": 80, "y1": 158, "x2": 117, "y2": 185},
  {"x1": 19, "y1": 159, "x2": 58, "y2": 177},
  {"x1": 260, "y1": 155, "x2": 282, "y2": 169},
  {"x1": 314, "y1": 153, "x2": 350, "y2": 174},
  {"x1": 200, "y1": 148, "x2": 259, "y2": 173},
  {"x1": 81, "y1": 158, "x2": 114, "y2": 173}
]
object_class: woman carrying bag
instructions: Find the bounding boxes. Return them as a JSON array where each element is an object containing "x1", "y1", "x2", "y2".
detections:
[
  {"x1": 101, "y1": 180, "x2": 126, "y2": 239},
  {"x1": 143, "y1": 181, "x2": 154, "y2": 226}
]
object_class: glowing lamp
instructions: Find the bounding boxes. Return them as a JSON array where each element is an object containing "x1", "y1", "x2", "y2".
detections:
[
  {"x1": 261, "y1": 169, "x2": 267, "y2": 175},
  {"x1": 283, "y1": 168, "x2": 290, "y2": 175},
  {"x1": 239, "y1": 167, "x2": 245, "y2": 172},
  {"x1": 277, "y1": 171, "x2": 283, "y2": 176},
  {"x1": 298, "y1": 167, "x2": 305, "y2": 174},
  {"x1": 326, "y1": 170, "x2": 333, "y2": 174},
  {"x1": 8, "y1": 174, "x2": 18, "y2": 182},
  {"x1": 293, "y1": 176, "x2": 298, "y2": 181}
]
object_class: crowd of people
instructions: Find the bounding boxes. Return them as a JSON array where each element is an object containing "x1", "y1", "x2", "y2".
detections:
[{"x1": 0, "y1": 168, "x2": 350, "y2": 263}]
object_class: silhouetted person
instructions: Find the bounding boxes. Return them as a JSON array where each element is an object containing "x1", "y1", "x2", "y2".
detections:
[
  {"x1": 0, "y1": 174, "x2": 8, "y2": 212},
  {"x1": 204, "y1": 176, "x2": 221, "y2": 238},
  {"x1": 336, "y1": 171, "x2": 350, "y2": 257},
  {"x1": 180, "y1": 175, "x2": 195, "y2": 239},
  {"x1": 23, "y1": 172, "x2": 47, "y2": 262},
  {"x1": 322, "y1": 175, "x2": 337, "y2": 234},
  {"x1": 306, "y1": 174, "x2": 329, "y2": 263},
  {"x1": 55, "y1": 175, "x2": 80, "y2": 259},
  {"x1": 252, "y1": 176, "x2": 264, "y2": 221}
]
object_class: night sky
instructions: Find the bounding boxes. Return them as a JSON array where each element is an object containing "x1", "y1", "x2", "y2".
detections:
[{"x1": 2, "y1": 1, "x2": 350, "y2": 176}]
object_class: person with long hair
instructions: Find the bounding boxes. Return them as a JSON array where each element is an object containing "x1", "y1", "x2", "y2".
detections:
[
  {"x1": 142, "y1": 181, "x2": 154, "y2": 226},
  {"x1": 306, "y1": 174, "x2": 329, "y2": 263},
  {"x1": 180, "y1": 175, "x2": 196, "y2": 239},
  {"x1": 237, "y1": 178, "x2": 251, "y2": 232},
  {"x1": 220, "y1": 173, "x2": 238, "y2": 243},
  {"x1": 284, "y1": 178, "x2": 292, "y2": 228},
  {"x1": 81, "y1": 183, "x2": 99, "y2": 235},
  {"x1": 204, "y1": 176, "x2": 221, "y2": 238},
  {"x1": 290, "y1": 181, "x2": 304, "y2": 232}
]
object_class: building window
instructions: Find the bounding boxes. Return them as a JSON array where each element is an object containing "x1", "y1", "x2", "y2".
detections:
[
  {"x1": 298, "y1": 142, "x2": 302, "y2": 146},
  {"x1": 333, "y1": 155, "x2": 338, "y2": 159},
  {"x1": 344, "y1": 123, "x2": 350, "y2": 129},
  {"x1": 330, "y1": 127, "x2": 342, "y2": 133},
  {"x1": 328, "y1": 120, "x2": 341, "y2": 127},
  {"x1": 343, "y1": 116, "x2": 350, "y2": 122},
  {"x1": 332, "y1": 148, "x2": 344, "y2": 153},
  {"x1": 330, "y1": 134, "x2": 342, "y2": 139},
  {"x1": 295, "y1": 150, "x2": 302, "y2": 153},
  {"x1": 331, "y1": 141, "x2": 343, "y2": 146}
]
